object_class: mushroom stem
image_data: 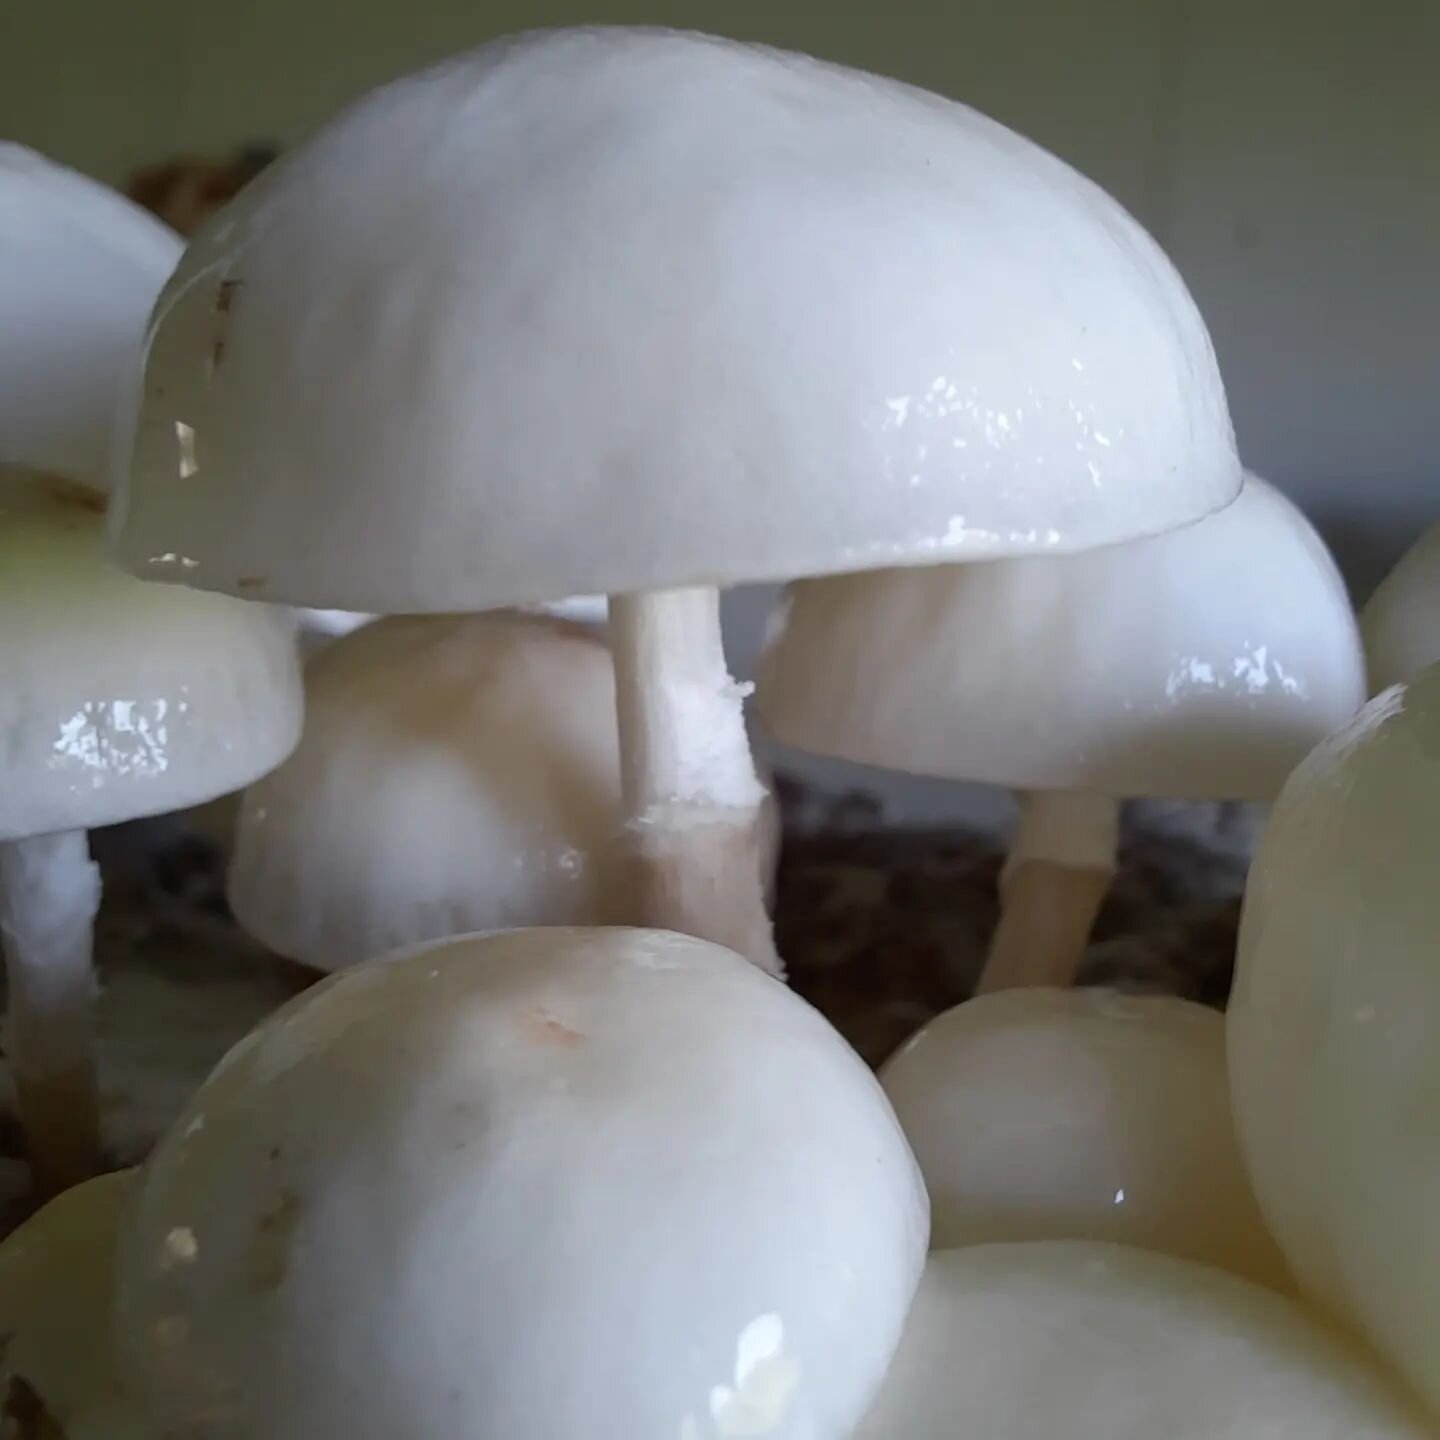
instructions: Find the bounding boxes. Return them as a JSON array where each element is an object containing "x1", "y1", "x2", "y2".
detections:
[
  {"x1": 609, "y1": 587, "x2": 781, "y2": 977},
  {"x1": 0, "y1": 829, "x2": 102, "y2": 1197},
  {"x1": 976, "y1": 790, "x2": 1120, "y2": 994}
]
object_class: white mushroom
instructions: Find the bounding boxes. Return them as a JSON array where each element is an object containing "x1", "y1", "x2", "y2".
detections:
[
  {"x1": 109, "y1": 26, "x2": 1241, "y2": 976},
  {"x1": 1360, "y1": 523, "x2": 1440, "y2": 692},
  {"x1": 853, "y1": 1244, "x2": 1431, "y2": 1439},
  {"x1": 758, "y1": 474, "x2": 1363, "y2": 992},
  {"x1": 0, "y1": 144, "x2": 179, "y2": 489},
  {"x1": 229, "y1": 611, "x2": 780, "y2": 970},
  {"x1": 1229, "y1": 662, "x2": 1440, "y2": 1419},
  {"x1": 0, "y1": 1168, "x2": 145, "y2": 1438},
  {"x1": 1, "y1": 153, "x2": 303, "y2": 1194},
  {"x1": 113, "y1": 927, "x2": 927, "y2": 1438},
  {"x1": 880, "y1": 988, "x2": 1289, "y2": 1286},
  {"x1": 0, "y1": 470, "x2": 301, "y2": 1194}
]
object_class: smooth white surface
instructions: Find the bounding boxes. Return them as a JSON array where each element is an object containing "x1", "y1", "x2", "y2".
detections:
[
  {"x1": 115, "y1": 927, "x2": 927, "y2": 1439},
  {"x1": 0, "y1": 144, "x2": 179, "y2": 489},
  {"x1": 853, "y1": 1243, "x2": 1431, "y2": 1439},
  {"x1": 0, "y1": 1169, "x2": 146, "y2": 1436},
  {"x1": 0, "y1": 469, "x2": 302, "y2": 839},
  {"x1": 759, "y1": 475, "x2": 1364, "y2": 799},
  {"x1": 882, "y1": 989, "x2": 1288, "y2": 1285},
  {"x1": 230, "y1": 612, "x2": 777, "y2": 970},
  {"x1": 1361, "y1": 523, "x2": 1440, "y2": 694},
  {"x1": 1229, "y1": 664, "x2": 1440, "y2": 1419},
  {"x1": 112, "y1": 26, "x2": 1238, "y2": 609}
]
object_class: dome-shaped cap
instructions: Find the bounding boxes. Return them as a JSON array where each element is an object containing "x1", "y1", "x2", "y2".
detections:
[
  {"x1": 879, "y1": 988, "x2": 1289, "y2": 1285},
  {"x1": 758, "y1": 475, "x2": 1363, "y2": 800},
  {"x1": 0, "y1": 468, "x2": 302, "y2": 840},
  {"x1": 112, "y1": 27, "x2": 1238, "y2": 611},
  {"x1": 114, "y1": 927, "x2": 926, "y2": 1438},
  {"x1": 0, "y1": 145, "x2": 180, "y2": 488},
  {"x1": 1360, "y1": 522, "x2": 1440, "y2": 693},
  {"x1": 853, "y1": 1244, "x2": 1432, "y2": 1438},
  {"x1": 230, "y1": 611, "x2": 776, "y2": 969},
  {"x1": 1229, "y1": 663, "x2": 1440, "y2": 1419}
]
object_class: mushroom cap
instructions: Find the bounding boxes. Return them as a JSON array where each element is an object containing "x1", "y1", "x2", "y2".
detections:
[
  {"x1": 0, "y1": 468, "x2": 302, "y2": 840},
  {"x1": 880, "y1": 988, "x2": 1289, "y2": 1286},
  {"x1": 853, "y1": 1243, "x2": 1431, "y2": 1439},
  {"x1": 1228, "y1": 663, "x2": 1440, "y2": 1418},
  {"x1": 1360, "y1": 522, "x2": 1440, "y2": 693},
  {"x1": 111, "y1": 26, "x2": 1238, "y2": 611},
  {"x1": 0, "y1": 145, "x2": 180, "y2": 488},
  {"x1": 229, "y1": 611, "x2": 778, "y2": 970},
  {"x1": 0, "y1": 1169, "x2": 146, "y2": 1437},
  {"x1": 114, "y1": 927, "x2": 927, "y2": 1439},
  {"x1": 758, "y1": 474, "x2": 1363, "y2": 800}
]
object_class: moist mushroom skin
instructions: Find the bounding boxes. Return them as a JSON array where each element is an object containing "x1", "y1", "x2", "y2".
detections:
[
  {"x1": 114, "y1": 927, "x2": 928, "y2": 1439},
  {"x1": 109, "y1": 27, "x2": 1242, "y2": 973},
  {"x1": 879, "y1": 988, "x2": 1291, "y2": 1286},
  {"x1": 758, "y1": 475, "x2": 1364, "y2": 991},
  {"x1": 0, "y1": 469, "x2": 301, "y2": 1195}
]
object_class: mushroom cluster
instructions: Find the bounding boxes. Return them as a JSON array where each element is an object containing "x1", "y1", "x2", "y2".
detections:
[
  {"x1": 111, "y1": 26, "x2": 1240, "y2": 978},
  {"x1": 0, "y1": 150, "x2": 303, "y2": 1197},
  {"x1": 5, "y1": 22, "x2": 1436, "y2": 1440}
]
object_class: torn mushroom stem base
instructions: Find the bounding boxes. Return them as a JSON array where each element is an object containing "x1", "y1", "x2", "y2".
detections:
[
  {"x1": 977, "y1": 790, "x2": 1121, "y2": 994},
  {"x1": 609, "y1": 587, "x2": 782, "y2": 977},
  {"x1": 0, "y1": 828, "x2": 102, "y2": 1197}
]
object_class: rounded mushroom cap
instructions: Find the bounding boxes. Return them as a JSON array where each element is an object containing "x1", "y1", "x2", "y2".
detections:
[
  {"x1": 880, "y1": 988, "x2": 1289, "y2": 1286},
  {"x1": 0, "y1": 1169, "x2": 146, "y2": 1437},
  {"x1": 114, "y1": 927, "x2": 927, "y2": 1439},
  {"x1": 112, "y1": 26, "x2": 1238, "y2": 610},
  {"x1": 1229, "y1": 663, "x2": 1440, "y2": 1418},
  {"x1": 0, "y1": 145, "x2": 180, "y2": 488},
  {"x1": 758, "y1": 474, "x2": 1363, "y2": 800},
  {"x1": 853, "y1": 1243, "x2": 1431, "y2": 1439},
  {"x1": 1360, "y1": 523, "x2": 1440, "y2": 693},
  {"x1": 230, "y1": 611, "x2": 777, "y2": 970},
  {"x1": 0, "y1": 468, "x2": 302, "y2": 840}
]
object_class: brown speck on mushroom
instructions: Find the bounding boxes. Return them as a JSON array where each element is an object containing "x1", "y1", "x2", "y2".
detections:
[
  {"x1": 215, "y1": 278, "x2": 241, "y2": 315},
  {"x1": 252, "y1": 1188, "x2": 303, "y2": 1291},
  {"x1": 522, "y1": 1010, "x2": 584, "y2": 1047},
  {"x1": 236, "y1": 577, "x2": 266, "y2": 591}
]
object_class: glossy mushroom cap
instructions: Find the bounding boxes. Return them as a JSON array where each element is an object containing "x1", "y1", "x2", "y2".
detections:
[
  {"x1": 112, "y1": 27, "x2": 1238, "y2": 611},
  {"x1": 1229, "y1": 663, "x2": 1440, "y2": 1419},
  {"x1": 1360, "y1": 523, "x2": 1440, "y2": 693},
  {"x1": 0, "y1": 145, "x2": 180, "y2": 488},
  {"x1": 0, "y1": 468, "x2": 302, "y2": 840},
  {"x1": 0, "y1": 1169, "x2": 146, "y2": 1437},
  {"x1": 228, "y1": 612, "x2": 780, "y2": 970},
  {"x1": 114, "y1": 927, "x2": 927, "y2": 1439},
  {"x1": 759, "y1": 475, "x2": 1363, "y2": 800},
  {"x1": 853, "y1": 1244, "x2": 1431, "y2": 1439},
  {"x1": 880, "y1": 989, "x2": 1290, "y2": 1286}
]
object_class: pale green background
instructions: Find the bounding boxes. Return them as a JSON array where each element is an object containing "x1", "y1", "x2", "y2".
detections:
[{"x1": 5, "y1": 0, "x2": 1437, "y2": 813}]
